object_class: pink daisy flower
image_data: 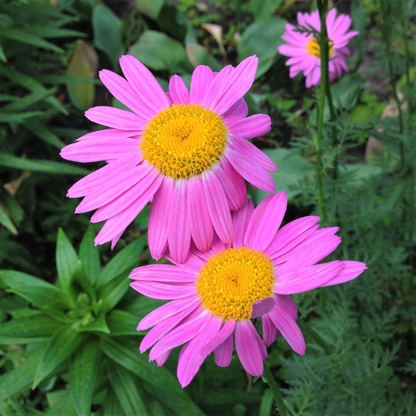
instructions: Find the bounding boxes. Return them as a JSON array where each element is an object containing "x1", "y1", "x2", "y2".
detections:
[
  {"x1": 60, "y1": 55, "x2": 275, "y2": 263},
  {"x1": 130, "y1": 192, "x2": 367, "y2": 387},
  {"x1": 277, "y1": 8, "x2": 359, "y2": 87}
]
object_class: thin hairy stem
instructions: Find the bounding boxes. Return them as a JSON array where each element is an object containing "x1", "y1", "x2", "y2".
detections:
[{"x1": 262, "y1": 363, "x2": 288, "y2": 416}]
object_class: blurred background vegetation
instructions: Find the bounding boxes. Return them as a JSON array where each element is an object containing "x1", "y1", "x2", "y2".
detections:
[{"x1": 0, "y1": 0, "x2": 415, "y2": 415}]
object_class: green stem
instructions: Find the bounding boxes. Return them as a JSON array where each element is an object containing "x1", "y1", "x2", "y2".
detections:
[
  {"x1": 315, "y1": 0, "x2": 329, "y2": 222},
  {"x1": 262, "y1": 363, "x2": 288, "y2": 416}
]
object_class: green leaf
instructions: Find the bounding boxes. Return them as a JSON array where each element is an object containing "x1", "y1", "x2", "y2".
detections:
[
  {"x1": 24, "y1": 120, "x2": 65, "y2": 149},
  {"x1": 0, "y1": 270, "x2": 71, "y2": 309},
  {"x1": 0, "y1": 44, "x2": 6, "y2": 62},
  {"x1": 0, "y1": 152, "x2": 90, "y2": 175},
  {"x1": 0, "y1": 65, "x2": 67, "y2": 114},
  {"x1": 0, "y1": 111, "x2": 43, "y2": 123},
  {"x1": 100, "y1": 338, "x2": 205, "y2": 416},
  {"x1": 237, "y1": 17, "x2": 286, "y2": 78},
  {"x1": 92, "y1": 4, "x2": 124, "y2": 70},
  {"x1": 79, "y1": 225, "x2": 100, "y2": 285},
  {"x1": 249, "y1": 0, "x2": 284, "y2": 20},
  {"x1": 0, "y1": 28, "x2": 64, "y2": 53},
  {"x1": 0, "y1": 241, "x2": 38, "y2": 274},
  {"x1": 77, "y1": 313, "x2": 110, "y2": 334},
  {"x1": 45, "y1": 389, "x2": 77, "y2": 416},
  {"x1": 0, "y1": 313, "x2": 62, "y2": 344},
  {"x1": 97, "y1": 235, "x2": 146, "y2": 289},
  {"x1": 253, "y1": 148, "x2": 315, "y2": 204},
  {"x1": 0, "y1": 205, "x2": 17, "y2": 235},
  {"x1": 259, "y1": 389, "x2": 274, "y2": 416},
  {"x1": 70, "y1": 338, "x2": 101, "y2": 416},
  {"x1": 66, "y1": 41, "x2": 97, "y2": 111},
  {"x1": 185, "y1": 43, "x2": 222, "y2": 71},
  {"x1": 0, "y1": 347, "x2": 43, "y2": 400},
  {"x1": 25, "y1": 27, "x2": 87, "y2": 39},
  {"x1": 136, "y1": 0, "x2": 164, "y2": 19},
  {"x1": 33, "y1": 326, "x2": 87, "y2": 388},
  {"x1": 129, "y1": 30, "x2": 192, "y2": 74},
  {"x1": 56, "y1": 228, "x2": 78, "y2": 298},
  {"x1": 107, "y1": 363, "x2": 149, "y2": 416},
  {"x1": 107, "y1": 310, "x2": 142, "y2": 336},
  {"x1": 2, "y1": 87, "x2": 58, "y2": 112},
  {"x1": 99, "y1": 275, "x2": 130, "y2": 314},
  {"x1": 71, "y1": 260, "x2": 96, "y2": 303}
]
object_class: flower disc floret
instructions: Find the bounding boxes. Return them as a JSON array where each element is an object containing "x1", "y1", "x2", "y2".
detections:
[
  {"x1": 306, "y1": 38, "x2": 334, "y2": 58},
  {"x1": 196, "y1": 247, "x2": 275, "y2": 320},
  {"x1": 140, "y1": 103, "x2": 229, "y2": 180}
]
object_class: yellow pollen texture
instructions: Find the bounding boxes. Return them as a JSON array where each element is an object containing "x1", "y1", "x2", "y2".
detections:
[
  {"x1": 306, "y1": 37, "x2": 334, "y2": 58},
  {"x1": 140, "y1": 103, "x2": 229, "y2": 180},
  {"x1": 195, "y1": 248, "x2": 275, "y2": 321}
]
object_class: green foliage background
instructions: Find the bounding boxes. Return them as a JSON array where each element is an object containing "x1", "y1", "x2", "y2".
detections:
[{"x1": 0, "y1": 0, "x2": 415, "y2": 415}]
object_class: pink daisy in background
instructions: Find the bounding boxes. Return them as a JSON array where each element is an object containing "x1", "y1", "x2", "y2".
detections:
[
  {"x1": 278, "y1": 8, "x2": 359, "y2": 88},
  {"x1": 130, "y1": 191, "x2": 367, "y2": 387},
  {"x1": 61, "y1": 55, "x2": 275, "y2": 263}
]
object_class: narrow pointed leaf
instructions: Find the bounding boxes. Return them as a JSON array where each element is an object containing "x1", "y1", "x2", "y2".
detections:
[
  {"x1": 79, "y1": 225, "x2": 100, "y2": 285},
  {"x1": 107, "y1": 310, "x2": 144, "y2": 336},
  {"x1": 0, "y1": 205, "x2": 17, "y2": 235},
  {"x1": 77, "y1": 313, "x2": 110, "y2": 334},
  {"x1": 56, "y1": 228, "x2": 78, "y2": 297}
]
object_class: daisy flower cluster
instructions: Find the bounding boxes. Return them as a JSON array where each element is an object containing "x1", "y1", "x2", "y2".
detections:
[
  {"x1": 278, "y1": 8, "x2": 359, "y2": 87},
  {"x1": 61, "y1": 6, "x2": 362, "y2": 389}
]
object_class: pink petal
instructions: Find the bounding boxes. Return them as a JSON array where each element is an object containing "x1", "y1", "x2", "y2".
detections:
[
  {"x1": 168, "y1": 183, "x2": 192, "y2": 264},
  {"x1": 130, "y1": 264, "x2": 197, "y2": 283},
  {"x1": 214, "y1": 331, "x2": 234, "y2": 367},
  {"x1": 322, "y1": 261, "x2": 367, "y2": 287},
  {"x1": 119, "y1": 55, "x2": 170, "y2": 113},
  {"x1": 156, "y1": 350, "x2": 171, "y2": 366},
  {"x1": 201, "y1": 65, "x2": 233, "y2": 109},
  {"x1": 190, "y1": 65, "x2": 214, "y2": 104},
  {"x1": 149, "y1": 309, "x2": 211, "y2": 361},
  {"x1": 244, "y1": 192, "x2": 287, "y2": 252},
  {"x1": 275, "y1": 261, "x2": 345, "y2": 294},
  {"x1": 232, "y1": 198, "x2": 254, "y2": 248},
  {"x1": 61, "y1": 137, "x2": 139, "y2": 163},
  {"x1": 75, "y1": 129, "x2": 141, "y2": 142},
  {"x1": 215, "y1": 158, "x2": 246, "y2": 211},
  {"x1": 226, "y1": 150, "x2": 275, "y2": 193},
  {"x1": 265, "y1": 216, "x2": 320, "y2": 259},
  {"x1": 262, "y1": 315, "x2": 280, "y2": 347},
  {"x1": 188, "y1": 176, "x2": 214, "y2": 252},
  {"x1": 169, "y1": 75, "x2": 190, "y2": 105},
  {"x1": 250, "y1": 297, "x2": 275, "y2": 319},
  {"x1": 148, "y1": 177, "x2": 175, "y2": 261},
  {"x1": 210, "y1": 233, "x2": 231, "y2": 253},
  {"x1": 268, "y1": 297, "x2": 305, "y2": 355},
  {"x1": 139, "y1": 300, "x2": 200, "y2": 352},
  {"x1": 130, "y1": 281, "x2": 195, "y2": 300},
  {"x1": 202, "y1": 171, "x2": 233, "y2": 244},
  {"x1": 165, "y1": 249, "x2": 205, "y2": 272},
  {"x1": 177, "y1": 315, "x2": 223, "y2": 387},
  {"x1": 235, "y1": 320, "x2": 266, "y2": 376},
  {"x1": 137, "y1": 296, "x2": 199, "y2": 331},
  {"x1": 205, "y1": 57, "x2": 258, "y2": 115},
  {"x1": 229, "y1": 114, "x2": 271, "y2": 139},
  {"x1": 66, "y1": 154, "x2": 140, "y2": 198},
  {"x1": 229, "y1": 135, "x2": 277, "y2": 172},
  {"x1": 99, "y1": 69, "x2": 155, "y2": 119},
  {"x1": 202, "y1": 319, "x2": 236, "y2": 356},
  {"x1": 85, "y1": 107, "x2": 146, "y2": 130},
  {"x1": 222, "y1": 98, "x2": 248, "y2": 124}
]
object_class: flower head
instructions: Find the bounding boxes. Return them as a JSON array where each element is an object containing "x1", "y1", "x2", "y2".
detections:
[
  {"x1": 130, "y1": 192, "x2": 367, "y2": 387},
  {"x1": 278, "y1": 8, "x2": 359, "y2": 87},
  {"x1": 61, "y1": 55, "x2": 276, "y2": 263}
]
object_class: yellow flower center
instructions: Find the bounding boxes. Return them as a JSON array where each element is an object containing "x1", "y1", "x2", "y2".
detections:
[
  {"x1": 306, "y1": 37, "x2": 334, "y2": 58},
  {"x1": 140, "y1": 103, "x2": 229, "y2": 180},
  {"x1": 195, "y1": 248, "x2": 275, "y2": 321}
]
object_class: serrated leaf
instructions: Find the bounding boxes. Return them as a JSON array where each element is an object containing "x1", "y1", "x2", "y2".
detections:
[
  {"x1": 79, "y1": 225, "x2": 100, "y2": 285},
  {"x1": 0, "y1": 313, "x2": 62, "y2": 344},
  {"x1": 100, "y1": 338, "x2": 204, "y2": 416},
  {"x1": 56, "y1": 228, "x2": 78, "y2": 299},
  {"x1": 33, "y1": 326, "x2": 87, "y2": 388},
  {"x1": 97, "y1": 236, "x2": 145, "y2": 289},
  {"x1": 70, "y1": 338, "x2": 101, "y2": 416},
  {"x1": 107, "y1": 309, "x2": 143, "y2": 336},
  {"x1": 0, "y1": 152, "x2": 89, "y2": 175},
  {"x1": 107, "y1": 362, "x2": 149, "y2": 416},
  {"x1": 92, "y1": 4, "x2": 124, "y2": 70},
  {"x1": 237, "y1": 17, "x2": 286, "y2": 78},
  {"x1": 66, "y1": 40, "x2": 98, "y2": 111}
]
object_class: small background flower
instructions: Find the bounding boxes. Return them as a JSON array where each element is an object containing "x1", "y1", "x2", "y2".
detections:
[
  {"x1": 278, "y1": 8, "x2": 359, "y2": 87},
  {"x1": 60, "y1": 55, "x2": 275, "y2": 263},
  {"x1": 130, "y1": 192, "x2": 366, "y2": 387}
]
